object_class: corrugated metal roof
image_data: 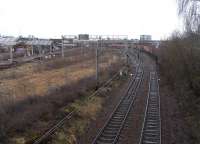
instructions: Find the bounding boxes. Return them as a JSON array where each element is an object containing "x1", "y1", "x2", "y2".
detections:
[
  {"x1": 25, "y1": 39, "x2": 52, "y2": 46},
  {"x1": 0, "y1": 37, "x2": 18, "y2": 46}
]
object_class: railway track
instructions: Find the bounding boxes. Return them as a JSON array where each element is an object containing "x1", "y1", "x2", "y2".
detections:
[
  {"x1": 92, "y1": 61, "x2": 144, "y2": 144},
  {"x1": 139, "y1": 71, "x2": 161, "y2": 144},
  {"x1": 33, "y1": 67, "x2": 126, "y2": 144}
]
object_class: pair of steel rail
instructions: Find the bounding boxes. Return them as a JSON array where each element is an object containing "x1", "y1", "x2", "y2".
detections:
[
  {"x1": 92, "y1": 61, "x2": 144, "y2": 144},
  {"x1": 139, "y1": 71, "x2": 161, "y2": 144},
  {"x1": 92, "y1": 64, "x2": 161, "y2": 144}
]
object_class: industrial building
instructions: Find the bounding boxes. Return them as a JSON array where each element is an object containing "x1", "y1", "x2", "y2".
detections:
[
  {"x1": 78, "y1": 34, "x2": 89, "y2": 40},
  {"x1": 140, "y1": 35, "x2": 152, "y2": 41}
]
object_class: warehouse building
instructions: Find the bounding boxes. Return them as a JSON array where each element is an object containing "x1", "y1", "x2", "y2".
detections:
[
  {"x1": 78, "y1": 34, "x2": 89, "y2": 40},
  {"x1": 140, "y1": 35, "x2": 152, "y2": 41}
]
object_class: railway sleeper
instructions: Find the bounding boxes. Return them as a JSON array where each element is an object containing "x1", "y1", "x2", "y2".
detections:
[
  {"x1": 107, "y1": 124, "x2": 121, "y2": 128},
  {"x1": 142, "y1": 140, "x2": 159, "y2": 144},
  {"x1": 101, "y1": 133, "x2": 116, "y2": 139},
  {"x1": 145, "y1": 120, "x2": 159, "y2": 124},
  {"x1": 146, "y1": 116, "x2": 159, "y2": 120},
  {"x1": 110, "y1": 118, "x2": 123, "y2": 122},
  {"x1": 109, "y1": 120, "x2": 122, "y2": 125},
  {"x1": 117, "y1": 106, "x2": 129, "y2": 110},
  {"x1": 148, "y1": 110, "x2": 159, "y2": 113},
  {"x1": 103, "y1": 130, "x2": 118, "y2": 135},
  {"x1": 114, "y1": 112, "x2": 127, "y2": 116},
  {"x1": 108, "y1": 121, "x2": 122, "y2": 125},
  {"x1": 148, "y1": 108, "x2": 158, "y2": 111},
  {"x1": 147, "y1": 113, "x2": 159, "y2": 117},
  {"x1": 112, "y1": 114, "x2": 125, "y2": 119},
  {"x1": 145, "y1": 124, "x2": 159, "y2": 129},
  {"x1": 144, "y1": 132, "x2": 160, "y2": 137},
  {"x1": 114, "y1": 111, "x2": 127, "y2": 114},
  {"x1": 113, "y1": 114, "x2": 125, "y2": 118},
  {"x1": 96, "y1": 140, "x2": 113, "y2": 144},
  {"x1": 148, "y1": 102, "x2": 158, "y2": 105},
  {"x1": 105, "y1": 127, "x2": 119, "y2": 131},
  {"x1": 143, "y1": 137, "x2": 160, "y2": 143},
  {"x1": 149, "y1": 101, "x2": 158, "y2": 104},
  {"x1": 146, "y1": 122, "x2": 159, "y2": 125},
  {"x1": 98, "y1": 136, "x2": 114, "y2": 143}
]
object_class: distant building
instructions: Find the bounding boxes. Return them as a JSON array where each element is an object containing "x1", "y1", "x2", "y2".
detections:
[
  {"x1": 24, "y1": 39, "x2": 53, "y2": 55},
  {"x1": 140, "y1": 35, "x2": 152, "y2": 41},
  {"x1": 78, "y1": 34, "x2": 89, "y2": 40},
  {"x1": 0, "y1": 37, "x2": 18, "y2": 47}
]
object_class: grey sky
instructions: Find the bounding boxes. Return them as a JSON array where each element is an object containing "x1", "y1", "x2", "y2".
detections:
[{"x1": 0, "y1": 0, "x2": 182, "y2": 40}]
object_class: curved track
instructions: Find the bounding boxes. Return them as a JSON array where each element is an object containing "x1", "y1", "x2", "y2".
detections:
[{"x1": 92, "y1": 61, "x2": 144, "y2": 144}]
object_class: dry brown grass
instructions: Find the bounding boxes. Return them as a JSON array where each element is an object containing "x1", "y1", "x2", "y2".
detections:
[
  {"x1": 0, "y1": 48, "x2": 125, "y2": 143},
  {"x1": 0, "y1": 51, "x2": 121, "y2": 101},
  {"x1": 50, "y1": 68, "x2": 128, "y2": 144}
]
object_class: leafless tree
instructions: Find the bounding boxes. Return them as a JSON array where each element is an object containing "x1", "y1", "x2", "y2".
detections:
[{"x1": 178, "y1": 0, "x2": 200, "y2": 32}]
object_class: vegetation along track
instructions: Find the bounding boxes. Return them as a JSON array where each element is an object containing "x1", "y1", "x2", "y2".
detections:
[
  {"x1": 92, "y1": 60, "x2": 144, "y2": 144},
  {"x1": 139, "y1": 70, "x2": 161, "y2": 144},
  {"x1": 33, "y1": 67, "x2": 126, "y2": 144}
]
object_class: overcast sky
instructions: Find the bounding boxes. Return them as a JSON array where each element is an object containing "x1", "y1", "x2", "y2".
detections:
[{"x1": 0, "y1": 0, "x2": 182, "y2": 40}]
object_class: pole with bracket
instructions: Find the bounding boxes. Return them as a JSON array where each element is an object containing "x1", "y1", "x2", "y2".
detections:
[
  {"x1": 96, "y1": 39, "x2": 99, "y2": 89},
  {"x1": 61, "y1": 36, "x2": 64, "y2": 58},
  {"x1": 9, "y1": 46, "x2": 13, "y2": 64}
]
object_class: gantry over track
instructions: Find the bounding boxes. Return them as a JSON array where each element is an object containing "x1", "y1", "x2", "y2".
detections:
[
  {"x1": 139, "y1": 71, "x2": 161, "y2": 144},
  {"x1": 92, "y1": 62, "x2": 144, "y2": 144}
]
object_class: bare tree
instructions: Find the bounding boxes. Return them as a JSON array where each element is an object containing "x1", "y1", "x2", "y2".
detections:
[{"x1": 178, "y1": 0, "x2": 200, "y2": 32}]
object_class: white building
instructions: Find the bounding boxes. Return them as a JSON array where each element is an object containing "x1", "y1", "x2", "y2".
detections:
[{"x1": 140, "y1": 35, "x2": 152, "y2": 41}]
